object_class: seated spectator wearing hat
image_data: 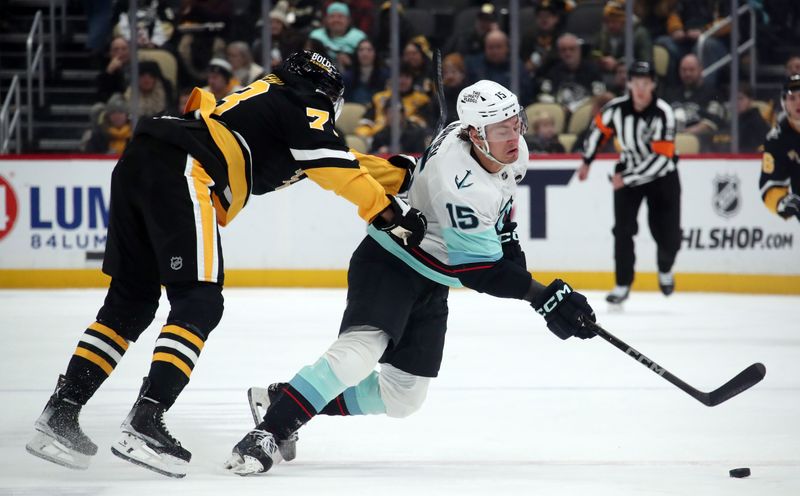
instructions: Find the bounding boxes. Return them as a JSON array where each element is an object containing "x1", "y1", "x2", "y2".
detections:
[
  {"x1": 84, "y1": 93, "x2": 133, "y2": 154},
  {"x1": 203, "y1": 57, "x2": 241, "y2": 101},
  {"x1": 252, "y1": 1, "x2": 305, "y2": 67},
  {"x1": 525, "y1": 110, "x2": 566, "y2": 154},
  {"x1": 309, "y1": 2, "x2": 367, "y2": 70},
  {"x1": 355, "y1": 64, "x2": 432, "y2": 141},
  {"x1": 403, "y1": 36, "x2": 434, "y2": 95},
  {"x1": 521, "y1": 0, "x2": 568, "y2": 77},
  {"x1": 343, "y1": 38, "x2": 389, "y2": 105},
  {"x1": 444, "y1": 3, "x2": 499, "y2": 57},
  {"x1": 226, "y1": 41, "x2": 264, "y2": 86},
  {"x1": 593, "y1": 1, "x2": 652, "y2": 85},
  {"x1": 124, "y1": 60, "x2": 172, "y2": 118},
  {"x1": 442, "y1": 53, "x2": 468, "y2": 125}
]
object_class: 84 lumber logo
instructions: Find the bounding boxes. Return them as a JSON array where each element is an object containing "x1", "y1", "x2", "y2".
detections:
[{"x1": 712, "y1": 174, "x2": 740, "y2": 218}]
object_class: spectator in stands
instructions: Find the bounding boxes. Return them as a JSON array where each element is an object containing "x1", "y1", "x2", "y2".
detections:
[
  {"x1": 525, "y1": 110, "x2": 566, "y2": 153},
  {"x1": 593, "y1": 1, "x2": 653, "y2": 85},
  {"x1": 125, "y1": 60, "x2": 170, "y2": 118},
  {"x1": 226, "y1": 41, "x2": 264, "y2": 86},
  {"x1": 712, "y1": 84, "x2": 771, "y2": 153},
  {"x1": 346, "y1": 0, "x2": 376, "y2": 36},
  {"x1": 787, "y1": 55, "x2": 800, "y2": 77},
  {"x1": 573, "y1": 91, "x2": 617, "y2": 153},
  {"x1": 309, "y1": 2, "x2": 367, "y2": 70},
  {"x1": 84, "y1": 94, "x2": 133, "y2": 154},
  {"x1": 369, "y1": 105, "x2": 428, "y2": 154},
  {"x1": 203, "y1": 57, "x2": 240, "y2": 100},
  {"x1": 403, "y1": 36, "x2": 434, "y2": 95},
  {"x1": 658, "y1": 0, "x2": 728, "y2": 87},
  {"x1": 521, "y1": 0, "x2": 568, "y2": 78},
  {"x1": 176, "y1": 0, "x2": 233, "y2": 86},
  {"x1": 343, "y1": 39, "x2": 389, "y2": 105},
  {"x1": 663, "y1": 54, "x2": 725, "y2": 149},
  {"x1": 444, "y1": 3, "x2": 499, "y2": 57},
  {"x1": 266, "y1": 2, "x2": 305, "y2": 66},
  {"x1": 355, "y1": 64, "x2": 431, "y2": 142},
  {"x1": 608, "y1": 60, "x2": 629, "y2": 95},
  {"x1": 288, "y1": 0, "x2": 324, "y2": 31},
  {"x1": 97, "y1": 36, "x2": 131, "y2": 103},
  {"x1": 535, "y1": 33, "x2": 606, "y2": 112},
  {"x1": 113, "y1": 0, "x2": 176, "y2": 49},
  {"x1": 442, "y1": 53, "x2": 468, "y2": 124},
  {"x1": 374, "y1": 1, "x2": 415, "y2": 61},
  {"x1": 466, "y1": 30, "x2": 531, "y2": 104}
]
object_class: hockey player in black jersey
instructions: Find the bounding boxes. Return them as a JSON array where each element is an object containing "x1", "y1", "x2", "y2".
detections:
[
  {"x1": 759, "y1": 74, "x2": 800, "y2": 223},
  {"x1": 25, "y1": 50, "x2": 426, "y2": 478},
  {"x1": 577, "y1": 61, "x2": 682, "y2": 304}
]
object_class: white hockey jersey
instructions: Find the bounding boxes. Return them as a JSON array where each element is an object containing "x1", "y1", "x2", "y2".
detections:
[{"x1": 368, "y1": 121, "x2": 529, "y2": 287}]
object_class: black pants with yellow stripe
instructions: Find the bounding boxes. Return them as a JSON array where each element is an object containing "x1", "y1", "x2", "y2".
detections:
[{"x1": 62, "y1": 134, "x2": 224, "y2": 408}]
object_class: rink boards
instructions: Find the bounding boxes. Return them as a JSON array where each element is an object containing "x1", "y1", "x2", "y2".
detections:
[{"x1": 0, "y1": 155, "x2": 798, "y2": 293}]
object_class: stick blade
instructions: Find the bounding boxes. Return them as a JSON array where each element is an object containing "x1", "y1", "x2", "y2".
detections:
[{"x1": 706, "y1": 363, "x2": 766, "y2": 407}]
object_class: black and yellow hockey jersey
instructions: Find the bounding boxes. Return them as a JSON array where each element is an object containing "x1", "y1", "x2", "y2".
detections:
[
  {"x1": 136, "y1": 68, "x2": 407, "y2": 226},
  {"x1": 759, "y1": 116, "x2": 800, "y2": 215}
]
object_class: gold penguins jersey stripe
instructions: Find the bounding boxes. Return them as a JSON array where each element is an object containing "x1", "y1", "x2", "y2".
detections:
[
  {"x1": 161, "y1": 324, "x2": 205, "y2": 350},
  {"x1": 185, "y1": 87, "x2": 249, "y2": 226},
  {"x1": 350, "y1": 150, "x2": 407, "y2": 196},
  {"x1": 152, "y1": 352, "x2": 193, "y2": 377},
  {"x1": 88, "y1": 321, "x2": 129, "y2": 350},
  {"x1": 74, "y1": 347, "x2": 114, "y2": 375},
  {"x1": 185, "y1": 156, "x2": 219, "y2": 282},
  {"x1": 304, "y1": 166, "x2": 391, "y2": 222}
]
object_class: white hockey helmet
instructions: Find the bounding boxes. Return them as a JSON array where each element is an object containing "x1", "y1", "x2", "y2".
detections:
[{"x1": 456, "y1": 80, "x2": 524, "y2": 142}]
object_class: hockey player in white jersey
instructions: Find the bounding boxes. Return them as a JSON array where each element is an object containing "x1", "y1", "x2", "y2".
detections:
[{"x1": 224, "y1": 80, "x2": 598, "y2": 475}]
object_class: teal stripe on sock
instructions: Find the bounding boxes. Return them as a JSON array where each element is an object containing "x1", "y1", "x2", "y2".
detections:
[
  {"x1": 291, "y1": 358, "x2": 347, "y2": 412},
  {"x1": 342, "y1": 371, "x2": 386, "y2": 415}
]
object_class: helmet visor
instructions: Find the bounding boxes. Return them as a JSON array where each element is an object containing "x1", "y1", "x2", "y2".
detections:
[{"x1": 484, "y1": 111, "x2": 527, "y2": 143}]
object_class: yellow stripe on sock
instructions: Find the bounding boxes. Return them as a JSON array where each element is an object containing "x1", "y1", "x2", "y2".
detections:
[
  {"x1": 88, "y1": 322, "x2": 129, "y2": 351},
  {"x1": 74, "y1": 346, "x2": 113, "y2": 375},
  {"x1": 160, "y1": 325, "x2": 205, "y2": 350},
  {"x1": 152, "y1": 352, "x2": 193, "y2": 378}
]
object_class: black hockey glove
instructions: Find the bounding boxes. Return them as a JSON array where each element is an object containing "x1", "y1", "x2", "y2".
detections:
[
  {"x1": 387, "y1": 154, "x2": 416, "y2": 194},
  {"x1": 499, "y1": 221, "x2": 526, "y2": 269},
  {"x1": 372, "y1": 195, "x2": 427, "y2": 247},
  {"x1": 777, "y1": 193, "x2": 800, "y2": 221},
  {"x1": 531, "y1": 279, "x2": 596, "y2": 340}
]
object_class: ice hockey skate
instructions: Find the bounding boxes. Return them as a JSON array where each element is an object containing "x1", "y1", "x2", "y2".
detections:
[
  {"x1": 247, "y1": 383, "x2": 298, "y2": 461},
  {"x1": 606, "y1": 285, "x2": 630, "y2": 307},
  {"x1": 111, "y1": 379, "x2": 191, "y2": 478},
  {"x1": 26, "y1": 375, "x2": 98, "y2": 470},
  {"x1": 658, "y1": 272, "x2": 675, "y2": 296},
  {"x1": 223, "y1": 428, "x2": 282, "y2": 476}
]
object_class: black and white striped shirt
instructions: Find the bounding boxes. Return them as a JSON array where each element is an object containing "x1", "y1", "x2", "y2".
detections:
[{"x1": 582, "y1": 94, "x2": 678, "y2": 187}]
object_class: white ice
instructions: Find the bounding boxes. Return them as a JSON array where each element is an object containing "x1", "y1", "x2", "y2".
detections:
[{"x1": 1, "y1": 288, "x2": 798, "y2": 495}]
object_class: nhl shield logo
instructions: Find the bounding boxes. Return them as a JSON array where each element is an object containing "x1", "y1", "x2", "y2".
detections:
[
  {"x1": 170, "y1": 256, "x2": 183, "y2": 271},
  {"x1": 712, "y1": 175, "x2": 741, "y2": 218}
]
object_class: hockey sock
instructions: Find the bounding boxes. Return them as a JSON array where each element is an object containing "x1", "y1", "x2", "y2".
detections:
[
  {"x1": 145, "y1": 324, "x2": 206, "y2": 408},
  {"x1": 64, "y1": 322, "x2": 130, "y2": 404},
  {"x1": 319, "y1": 371, "x2": 386, "y2": 416}
]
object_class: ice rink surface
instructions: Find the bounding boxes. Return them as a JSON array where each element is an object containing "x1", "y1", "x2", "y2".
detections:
[{"x1": 1, "y1": 288, "x2": 798, "y2": 495}]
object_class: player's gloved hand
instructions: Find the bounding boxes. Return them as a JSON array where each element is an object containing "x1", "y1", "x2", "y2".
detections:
[
  {"x1": 531, "y1": 279, "x2": 596, "y2": 340},
  {"x1": 387, "y1": 154, "x2": 416, "y2": 193},
  {"x1": 372, "y1": 195, "x2": 427, "y2": 247},
  {"x1": 777, "y1": 193, "x2": 800, "y2": 220},
  {"x1": 499, "y1": 221, "x2": 526, "y2": 269}
]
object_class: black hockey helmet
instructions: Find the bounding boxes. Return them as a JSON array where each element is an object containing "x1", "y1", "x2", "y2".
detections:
[
  {"x1": 781, "y1": 73, "x2": 800, "y2": 99},
  {"x1": 628, "y1": 61, "x2": 655, "y2": 81},
  {"x1": 281, "y1": 50, "x2": 344, "y2": 115}
]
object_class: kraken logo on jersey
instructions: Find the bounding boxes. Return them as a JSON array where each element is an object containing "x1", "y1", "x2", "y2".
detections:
[{"x1": 455, "y1": 170, "x2": 473, "y2": 189}]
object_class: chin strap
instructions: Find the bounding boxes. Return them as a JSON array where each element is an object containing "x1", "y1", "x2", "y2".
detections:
[{"x1": 472, "y1": 138, "x2": 516, "y2": 168}]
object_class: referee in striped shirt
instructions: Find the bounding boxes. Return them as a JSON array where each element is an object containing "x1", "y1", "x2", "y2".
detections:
[{"x1": 577, "y1": 61, "x2": 681, "y2": 304}]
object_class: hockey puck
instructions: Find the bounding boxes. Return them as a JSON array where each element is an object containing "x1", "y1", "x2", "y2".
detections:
[{"x1": 729, "y1": 468, "x2": 751, "y2": 478}]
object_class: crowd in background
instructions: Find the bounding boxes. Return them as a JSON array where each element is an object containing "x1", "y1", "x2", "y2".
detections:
[{"x1": 79, "y1": 0, "x2": 800, "y2": 156}]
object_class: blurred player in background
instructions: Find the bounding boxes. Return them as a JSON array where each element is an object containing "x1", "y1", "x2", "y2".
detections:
[
  {"x1": 223, "y1": 80, "x2": 597, "y2": 476},
  {"x1": 759, "y1": 74, "x2": 800, "y2": 223},
  {"x1": 26, "y1": 50, "x2": 426, "y2": 478},
  {"x1": 578, "y1": 61, "x2": 681, "y2": 305}
]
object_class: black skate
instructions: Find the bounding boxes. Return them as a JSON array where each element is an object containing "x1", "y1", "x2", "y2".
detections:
[
  {"x1": 223, "y1": 428, "x2": 281, "y2": 476},
  {"x1": 26, "y1": 375, "x2": 98, "y2": 470},
  {"x1": 111, "y1": 379, "x2": 191, "y2": 478},
  {"x1": 247, "y1": 382, "x2": 298, "y2": 461},
  {"x1": 658, "y1": 272, "x2": 675, "y2": 296},
  {"x1": 606, "y1": 285, "x2": 630, "y2": 305}
]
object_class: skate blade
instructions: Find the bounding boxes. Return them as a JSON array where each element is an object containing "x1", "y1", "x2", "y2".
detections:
[
  {"x1": 26, "y1": 431, "x2": 91, "y2": 470},
  {"x1": 223, "y1": 452, "x2": 269, "y2": 476},
  {"x1": 112, "y1": 433, "x2": 188, "y2": 478},
  {"x1": 246, "y1": 387, "x2": 298, "y2": 462}
]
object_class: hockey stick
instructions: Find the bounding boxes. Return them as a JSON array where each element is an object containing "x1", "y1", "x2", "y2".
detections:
[
  {"x1": 432, "y1": 48, "x2": 447, "y2": 139},
  {"x1": 585, "y1": 321, "x2": 766, "y2": 407}
]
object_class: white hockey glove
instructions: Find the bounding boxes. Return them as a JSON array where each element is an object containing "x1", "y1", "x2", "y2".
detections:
[{"x1": 777, "y1": 193, "x2": 800, "y2": 221}]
